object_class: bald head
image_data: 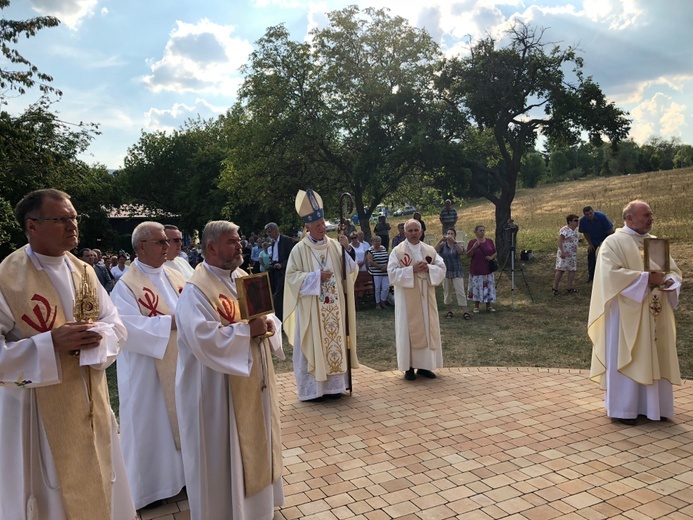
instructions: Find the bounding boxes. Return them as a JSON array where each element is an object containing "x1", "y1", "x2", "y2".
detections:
[{"x1": 404, "y1": 219, "x2": 422, "y2": 244}]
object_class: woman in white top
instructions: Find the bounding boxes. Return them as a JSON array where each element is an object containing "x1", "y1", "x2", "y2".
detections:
[{"x1": 110, "y1": 253, "x2": 129, "y2": 283}]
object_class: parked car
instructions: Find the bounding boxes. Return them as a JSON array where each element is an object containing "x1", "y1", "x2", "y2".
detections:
[
  {"x1": 325, "y1": 219, "x2": 339, "y2": 232},
  {"x1": 393, "y1": 205, "x2": 416, "y2": 216}
]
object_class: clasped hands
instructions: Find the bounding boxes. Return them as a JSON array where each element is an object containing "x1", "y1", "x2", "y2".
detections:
[{"x1": 412, "y1": 260, "x2": 429, "y2": 273}]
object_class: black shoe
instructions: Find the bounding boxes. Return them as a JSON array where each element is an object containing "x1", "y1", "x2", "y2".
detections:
[
  {"x1": 404, "y1": 368, "x2": 416, "y2": 381},
  {"x1": 304, "y1": 396, "x2": 325, "y2": 403},
  {"x1": 417, "y1": 369, "x2": 437, "y2": 379},
  {"x1": 617, "y1": 418, "x2": 636, "y2": 426},
  {"x1": 324, "y1": 393, "x2": 343, "y2": 400},
  {"x1": 141, "y1": 500, "x2": 165, "y2": 510}
]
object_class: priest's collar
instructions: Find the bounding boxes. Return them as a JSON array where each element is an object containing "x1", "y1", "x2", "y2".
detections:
[
  {"x1": 406, "y1": 240, "x2": 423, "y2": 252},
  {"x1": 134, "y1": 258, "x2": 164, "y2": 275},
  {"x1": 623, "y1": 224, "x2": 651, "y2": 238},
  {"x1": 27, "y1": 245, "x2": 70, "y2": 270},
  {"x1": 203, "y1": 261, "x2": 234, "y2": 280},
  {"x1": 307, "y1": 233, "x2": 326, "y2": 245}
]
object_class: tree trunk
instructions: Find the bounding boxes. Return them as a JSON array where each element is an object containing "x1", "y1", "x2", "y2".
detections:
[{"x1": 494, "y1": 192, "x2": 514, "y2": 267}]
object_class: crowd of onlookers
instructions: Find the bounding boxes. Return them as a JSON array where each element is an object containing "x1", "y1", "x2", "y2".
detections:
[{"x1": 87, "y1": 199, "x2": 501, "y2": 317}]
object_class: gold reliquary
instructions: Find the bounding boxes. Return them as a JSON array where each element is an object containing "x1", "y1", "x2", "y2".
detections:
[{"x1": 74, "y1": 265, "x2": 99, "y2": 322}]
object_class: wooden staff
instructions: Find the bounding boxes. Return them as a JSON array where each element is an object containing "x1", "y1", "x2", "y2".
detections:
[{"x1": 340, "y1": 192, "x2": 355, "y2": 394}]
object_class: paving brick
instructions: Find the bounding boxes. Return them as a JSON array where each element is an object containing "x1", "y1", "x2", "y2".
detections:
[{"x1": 141, "y1": 366, "x2": 693, "y2": 520}]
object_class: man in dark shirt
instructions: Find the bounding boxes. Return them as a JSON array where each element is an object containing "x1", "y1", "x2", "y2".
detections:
[{"x1": 578, "y1": 206, "x2": 614, "y2": 282}]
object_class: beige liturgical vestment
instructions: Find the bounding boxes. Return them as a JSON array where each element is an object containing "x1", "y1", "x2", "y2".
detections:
[
  {"x1": 120, "y1": 262, "x2": 186, "y2": 449},
  {"x1": 187, "y1": 265, "x2": 282, "y2": 497},
  {"x1": 283, "y1": 237, "x2": 359, "y2": 381},
  {"x1": 589, "y1": 228, "x2": 682, "y2": 388},
  {"x1": 0, "y1": 246, "x2": 112, "y2": 520}
]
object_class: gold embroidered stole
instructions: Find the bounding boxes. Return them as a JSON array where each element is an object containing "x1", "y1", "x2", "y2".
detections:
[
  {"x1": 394, "y1": 241, "x2": 441, "y2": 350},
  {"x1": 0, "y1": 246, "x2": 112, "y2": 520},
  {"x1": 188, "y1": 265, "x2": 282, "y2": 497},
  {"x1": 119, "y1": 263, "x2": 185, "y2": 449}
]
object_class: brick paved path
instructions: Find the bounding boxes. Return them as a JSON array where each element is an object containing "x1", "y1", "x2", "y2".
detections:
[{"x1": 141, "y1": 366, "x2": 693, "y2": 519}]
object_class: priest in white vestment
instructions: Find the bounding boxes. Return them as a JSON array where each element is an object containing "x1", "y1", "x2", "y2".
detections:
[
  {"x1": 111, "y1": 222, "x2": 186, "y2": 509},
  {"x1": 388, "y1": 218, "x2": 446, "y2": 381},
  {"x1": 0, "y1": 189, "x2": 136, "y2": 520},
  {"x1": 164, "y1": 224, "x2": 195, "y2": 279},
  {"x1": 589, "y1": 200, "x2": 682, "y2": 425},
  {"x1": 176, "y1": 220, "x2": 284, "y2": 520},
  {"x1": 284, "y1": 189, "x2": 359, "y2": 402}
]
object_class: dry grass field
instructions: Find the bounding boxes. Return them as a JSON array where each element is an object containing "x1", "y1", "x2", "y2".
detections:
[{"x1": 274, "y1": 167, "x2": 693, "y2": 380}]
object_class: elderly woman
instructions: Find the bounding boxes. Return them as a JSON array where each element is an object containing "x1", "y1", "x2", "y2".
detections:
[
  {"x1": 436, "y1": 229, "x2": 471, "y2": 319},
  {"x1": 466, "y1": 225, "x2": 498, "y2": 313},
  {"x1": 366, "y1": 236, "x2": 390, "y2": 309},
  {"x1": 552, "y1": 214, "x2": 580, "y2": 295}
]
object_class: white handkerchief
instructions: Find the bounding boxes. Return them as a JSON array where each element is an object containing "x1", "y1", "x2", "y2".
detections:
[{"x1": 79, "y1": 322, "x2": 116, "y2": 366}]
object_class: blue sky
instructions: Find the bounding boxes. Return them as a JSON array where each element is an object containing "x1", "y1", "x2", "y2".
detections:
[{"x1": 3, "y1": 0, "x2": 692, "y2": 169}]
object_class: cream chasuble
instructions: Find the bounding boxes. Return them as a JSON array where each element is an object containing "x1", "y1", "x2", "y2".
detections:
[
  {"x1": 388, "y1": 241, "x2": 446, "y2": 372},
  {"x1": 187, "y1": 265, "x2": 282, "y2": 497},
  {"x1": 119, "y1": 262, "x2": 186, "y2": 449},
  {"x1": 283, "y1": 236, "x2": 359, "y2": 383},
  {"x1": 589, "y1": 228, "x2": 682, "y2": 388},
  {"x1": 0, "y1": 246, "x2": 115, "y2": 520}
]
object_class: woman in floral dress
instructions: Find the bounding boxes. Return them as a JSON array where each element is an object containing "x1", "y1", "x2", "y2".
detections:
[
  {"x1": 466, "y1": 225, "x2": 498, "y2": 313},
  {"x1": 552, "y1": 214, "x2": 580, "y2": 295}
]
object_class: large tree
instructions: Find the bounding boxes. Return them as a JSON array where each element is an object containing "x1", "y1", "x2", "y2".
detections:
[
  {"x1": 119, "y1": 117, "x2": 228, "y2": 233},
  {"x1": 222, "y1": 6, "x2": 443, "y2": 234},
  {"x1": 436, "y1": 23, "x2": 630, "y2": 260}
]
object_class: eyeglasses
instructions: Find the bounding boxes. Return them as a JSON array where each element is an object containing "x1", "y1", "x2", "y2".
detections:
[
  {"x1": 29, "y1": 215, "x2": 82, "y2": 224},
  {"x1": 141, "y1": 239, "x2": 170, "y2": 246},
  {"x1": 571, "y1": 219, "x2": 579, "y2": 222}
]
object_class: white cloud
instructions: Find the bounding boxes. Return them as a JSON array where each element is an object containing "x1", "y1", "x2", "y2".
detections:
[
  {"x1": 145, "y1": 99, "x2": 227, "y2": 132},
  {"x1": 28, "y1": 0, "x2": 99, "y2": 29},
  {"x1": 143, "y1": 19, "x2": 253, "y2": 95},
  {"x1": 582, "y1": 0, "x2": 644, "y2": 30},
  {"x1": 630, "y1": 93, "x2": 687, "y2": 143}
]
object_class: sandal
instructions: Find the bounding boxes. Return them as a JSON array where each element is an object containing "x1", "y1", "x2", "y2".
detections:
[
  {"x1": 472, "y1": 307, "x2": 480, "y2": 313},
  {"x1": 445, "y1": 311, "x2": 453, "y2": 319},
  {"x1": 463, "y1": 312, "x2": 472, "y2": 320},
  {"x1": 552, "y1": 288, "x2": 559, "y2": 296},
  {"x1": 486, "y1": 307, "x2": 496, "y2": 313},
  {"x1": 567, "y1": 288, "x2": 579, "y2": 293}
]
